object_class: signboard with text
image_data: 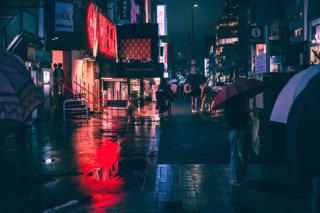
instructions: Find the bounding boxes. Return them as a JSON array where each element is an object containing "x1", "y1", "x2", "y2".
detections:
[
  {"x1": 157, "y1": 4, "x2": 167, "y2": 36},
  {"x1": 120, "y1": 0, "x2": 130, "y2": 19},
  {"x1": 255, "y1": 53, "x2": 266, "y2": 73},
  {"x1": 55, "y1": 1, "x2": 74, "y2": 32},
  {"x1": 87, "y1": 2, "x2": 117, "y2": 59},
  {"x1": 249, "y1": 26, "x2": 264, "y2": 44}
]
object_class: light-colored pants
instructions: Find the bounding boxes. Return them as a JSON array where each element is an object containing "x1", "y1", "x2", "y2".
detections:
[
  {"x1": 191, "y1": 96, "x2": 198, "y2": 111},
  {"x1": 229, "y1": 129, "x2": 250, "y2": 184}
]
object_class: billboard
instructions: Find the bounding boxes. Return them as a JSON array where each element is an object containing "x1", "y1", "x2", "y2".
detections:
[
  {"x1": 157, "y1": 4, "x2": 168, "y2": 72},
  {"x1": 55, "y1": 1, "x2": 74, "y2": 32},
  {"x1": 119, "y1": 38, "x2": 152, "y2": 62},
  {"x1": 157, "y1": 4, "x2": 167, "y2": 36},
  {"x1": 117, "y1": 24, "x2": 158, "y2": 62}
]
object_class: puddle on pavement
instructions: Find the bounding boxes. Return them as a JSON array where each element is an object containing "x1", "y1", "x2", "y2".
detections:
[{"x1": 0, "y1": 115, "x2": 157, "y2": 211}]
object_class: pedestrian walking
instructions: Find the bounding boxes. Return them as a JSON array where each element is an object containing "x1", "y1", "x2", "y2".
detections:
[
  {"x1": 184, "y1": 83, "x2": 200, "y2": 114},
  {"x1": 200, "y1": 82, "x2": 213, "y2": 112},
  {"x1": 157, "y1": 78, "x2": 173, "y2": 116},
  {"x1": 126, "y1": 97, "x2": 134, "y2": 119},
  {"x1": 225, "y1": 94, "x2": 251, "y2": 187},
  {"x1": 171, "y1": 82, "x2": 178, "y2": 101}
]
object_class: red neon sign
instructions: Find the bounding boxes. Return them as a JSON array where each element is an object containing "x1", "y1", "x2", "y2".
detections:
[
  {"x1": 98, "y1": 13, "x2": 117, "y2": 58},
  {"x1": 87, "y1": 2, "x2": 117, "y2": 59},
  {"x1": 87, "y1": 2, "x2": 97, "y2": 50}
]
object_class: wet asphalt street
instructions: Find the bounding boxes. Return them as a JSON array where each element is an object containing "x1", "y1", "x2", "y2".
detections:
[{"x1": 0, "y1": 99, "x2": 313, "y2": 212}]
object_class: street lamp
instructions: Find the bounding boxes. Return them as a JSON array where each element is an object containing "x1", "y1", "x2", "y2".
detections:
[{"x1": 191, "y1": 4, "x2": 198, "y2": 60}]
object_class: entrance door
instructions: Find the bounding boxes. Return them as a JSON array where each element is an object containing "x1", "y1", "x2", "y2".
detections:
[{"x1": 129, "y1": 78, "x2": 140, "y2": 98}]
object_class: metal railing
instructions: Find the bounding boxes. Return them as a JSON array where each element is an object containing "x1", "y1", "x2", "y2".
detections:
[
  {"x1": 63, "y1": 99, "x2": 89, "y2": 123},
  {"x1": 55, "y1": 79, "x2": 126, "y2": 124}
]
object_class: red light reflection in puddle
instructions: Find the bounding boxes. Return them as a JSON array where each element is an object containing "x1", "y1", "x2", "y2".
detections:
[{"x1": 73, "y1": 123, "x2": 126, "y2": 208}]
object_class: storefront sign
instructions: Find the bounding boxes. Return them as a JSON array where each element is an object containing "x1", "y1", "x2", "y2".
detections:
[
  {"x1": 255, "y1": 53, "x2": 266, "y2": 73},
  {"x1": 249, "y1": 26, "x2": 264, "y2": 44},
  {"x1": 157, "y1": 4, "x2": 167, "y2": 36},
  {"x1": 87, "y1": 2, "x2": 117, "y2": 59},
  {"x1": 117, "y1": 63, "x2": 164, "y2": 78},
  {"x1": 87, "y1": 2, "x2": 97, "y2": 51},
  {"x1": 55, "y1": 1, "x2": 74, "y2": 32},
  {"x1": 98, "y1": 13, "x2": 117, "y2": 58},
  {"x1": 43, "y1": 70, "x2": 50, "y2": 84},
  {"x1": 28, "y1": 47, "x2": 52, "y2": 63}
]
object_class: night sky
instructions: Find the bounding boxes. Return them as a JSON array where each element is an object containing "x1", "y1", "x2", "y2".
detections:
[{"x1": 162, "y1": 0, "x2": 225, "y2": 55}]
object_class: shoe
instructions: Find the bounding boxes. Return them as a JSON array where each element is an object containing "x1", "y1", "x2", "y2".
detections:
[
  {"x1": 192, "y1": 110, "x2": 195, "y2": 113},
  {"x1": 200, "y1": 109, "x2": 203, "y2": 112},
  {"x1": 231, "y1": 181, "x2": 248, "y2": 188},
  {"x1": 231, "y1": 182, "x2": 241, "y2": 187},
  {"x1": 195, "y1": 110, "x2": 197, "y2": 113}
]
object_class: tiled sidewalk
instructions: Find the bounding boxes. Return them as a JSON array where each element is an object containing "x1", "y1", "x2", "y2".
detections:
[{"x1": 154, "y1": 164, "x2": 311, "y2": 213}]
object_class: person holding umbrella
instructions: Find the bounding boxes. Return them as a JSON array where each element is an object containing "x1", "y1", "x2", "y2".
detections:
[
  {"x1": 212, "y1": 78, "x2": 266, "y2": 187},
  {"x1": 185, "y1": 74, "x2": 207, "y2": 114},
  {"x1": 225, "y1": 94, "x2": 251, "y2": 187}
]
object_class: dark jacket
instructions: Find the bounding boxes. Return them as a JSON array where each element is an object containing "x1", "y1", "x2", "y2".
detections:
[{"x1": 225, "y1": 95, "x2": 250, "y2": 130}]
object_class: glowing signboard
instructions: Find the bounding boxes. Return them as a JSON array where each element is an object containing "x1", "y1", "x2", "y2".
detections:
[
  {"x1": 87, "y1": 2, "x2": 117, "y2": 59},
  {"x1": 43, "y1": 70, "x2": 50, "y2": 84},
  {"x1": 157, "y1": 5, "x2": 167, "y2": 36},
  {"x1": 119, "y1": 39, "x2": 151, "y2": 61},
  {"x1": 87, "y1": 2, "x2": 97, "y2": 50},
  {"x1": 98, "y1": 13, "x2": 117, "y2": 58}
]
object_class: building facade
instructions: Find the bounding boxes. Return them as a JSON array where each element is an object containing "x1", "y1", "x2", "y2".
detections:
[{"x1": 215, "y1": 0, "x2": 239, "y2": 81}]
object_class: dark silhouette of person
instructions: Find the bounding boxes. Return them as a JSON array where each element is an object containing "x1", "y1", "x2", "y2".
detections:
[
  {"x1": 53, "y1": 63, "x2": 65, "y2": 95},
  {"x1": 225, "y1": 94, "x2": 251, "y2": 187}
]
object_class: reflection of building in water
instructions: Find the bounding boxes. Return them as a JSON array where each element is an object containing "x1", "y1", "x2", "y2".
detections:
[{"x1": 93, "y1": 162, "x2": 119, "y2": 181}]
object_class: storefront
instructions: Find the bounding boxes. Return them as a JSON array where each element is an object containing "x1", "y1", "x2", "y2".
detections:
[
  {"x1": 116, "y1": 23, "x2": 163, "y2": 105},
  {"x1": 116, "y1": 62, "x2": 163, "y2": 105},
  {"x1": 48, "y1": 1, "x2": 117, "y2": 111},
  {"x1": 26, "y1": 47, "x2": 52, "y2": 121}
]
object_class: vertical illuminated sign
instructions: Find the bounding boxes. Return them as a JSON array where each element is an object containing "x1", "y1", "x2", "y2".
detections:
[
  {"x1": 157, "y1": 4, "x2": 168, "y2": 72},
  {"x1": 87, "y1": 2, "x2": 97, "y2": 50},
  {"x1": 87, "y1": 2, "x2": 117, "y2": 59},
  {"x1": 204, "y1": 58, "x2": 209, "y2": 77},
  {"x1": 43, "y1": 71, "x2": 50, "y2": 84},
  {"x1": 157, "y1": 5, "x2": 166, "y2": 36}
]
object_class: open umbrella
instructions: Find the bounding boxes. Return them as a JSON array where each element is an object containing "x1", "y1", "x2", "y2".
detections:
[
  {"x1": 167, "y1": 79, "x2": 178, "y2": 85},
  {"x1": 270, "y1": 64, "x2": 320, "y2": 123},
  {"x1": 212, "y1": 79, "x2": 265, "y2": 110},
  {"x1": 285, "y1": 72, "x2": 320, "y2": 183},
  {"x1": 185, "y1": 74, "x2": 207, "y2": 87},
  {"x1": 0, "y1": 49, "x2": 42, "y2": 122}
]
